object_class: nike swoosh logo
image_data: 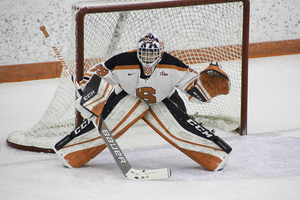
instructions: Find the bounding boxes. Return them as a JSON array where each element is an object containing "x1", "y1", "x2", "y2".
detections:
[{"x1": 128, "y1": 73, "x2": 135, "y2": 76}]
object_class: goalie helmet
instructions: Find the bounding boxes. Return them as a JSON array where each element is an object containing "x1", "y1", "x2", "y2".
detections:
[{"x1": 137, "y1": 33, "x2": 164, "y2": 76}]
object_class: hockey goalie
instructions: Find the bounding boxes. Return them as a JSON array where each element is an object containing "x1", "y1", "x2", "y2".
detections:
[{"x1": 54, "y1": 33, "x2": 233, "y2": 172}]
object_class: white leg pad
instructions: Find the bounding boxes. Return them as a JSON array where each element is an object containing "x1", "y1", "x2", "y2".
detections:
[
  {"x1": 104, "y1": 95, "x2": 149, "y2": 137},
  {"x1": 143, "y1": 101, "x2": 232, "y2": 171},
  {"x1": 55, "y1": 95, "x2": 149, "y2": 168}
]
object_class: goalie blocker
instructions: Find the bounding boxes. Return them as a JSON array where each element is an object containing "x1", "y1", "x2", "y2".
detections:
[{"x1": 54, "y1": 63, "x2": 233, "y2": 171}]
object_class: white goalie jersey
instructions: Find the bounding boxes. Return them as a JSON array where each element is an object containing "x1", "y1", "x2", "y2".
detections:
[
  {"x1": 60, "y1": 49, "x2": 232, "y2": 172},
  {"x1": 80, "y1": 50, "x2": 212, "y2": 105}
]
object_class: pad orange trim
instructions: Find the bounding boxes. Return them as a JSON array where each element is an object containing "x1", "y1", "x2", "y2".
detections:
[
  {"x1": 112, "y1": 109, "x2": 149, "y2": 139},
  {"x1": 79, "y1": 79, "x2": 88, "y2": 86},
  {"x1": 143, "y1": 108, "x2": 222, "y2": 171},
  {"x1": 148, "y1": 108, "x2": 222, "y2": 152},
  {"x1": 64, "y1": 144, "x2": 106, "y2": 168},
  {"x1": 62, "y1": 103, "x2": 149, "y2": 168},
  {"x1": 91, "y1": 101, "x2": 106, "y2": 117},
  {"x1": 84, "y1": 83, "x2": 111, "y2": 107},
  {"x1": 180, "y1": 149, "x2": 222, "y2": 171},
  {"x1": 110, "y1": 99, "x2": 146, "y2": 133},
  {"x1": 62, "y1": 136, "x2": 102, "y2": 149},
  {"x1": 95, "y1": 117, "x2": 100, "y2": 126}
]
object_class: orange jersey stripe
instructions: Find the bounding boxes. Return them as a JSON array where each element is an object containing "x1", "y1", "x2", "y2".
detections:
[
  {"x1": 114, "y1": 65, "x2": 140, "y2": 70},
  {"x1": 113, "y1": 64, "x2": 188, "y2": 72},
  {"x1": 156, "y1": 64, "x2": 188, "y2": 71}
]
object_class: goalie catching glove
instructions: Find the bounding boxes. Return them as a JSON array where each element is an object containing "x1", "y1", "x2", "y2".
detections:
[{"x1": 186, "y1": 61, "x2": 230, "y2": 103}]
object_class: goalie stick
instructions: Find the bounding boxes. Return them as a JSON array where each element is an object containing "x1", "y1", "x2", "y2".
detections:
[
  {"x1": 94, "y1": 116, "x2": 171, "y2": 180},
  {"x1": 74, "y1": 79, "x2": 171, "y2": 180},
  {"x1": 53, "y1": 116, "x2": 171, "y2": 180},
  {"x1": 40, "y1": 25, "x2": 171, "y2": 180}
]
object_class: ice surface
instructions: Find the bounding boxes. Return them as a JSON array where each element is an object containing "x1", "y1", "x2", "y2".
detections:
[{"x1": 1, "y1": 54, "x2": 300, "y2": 199}]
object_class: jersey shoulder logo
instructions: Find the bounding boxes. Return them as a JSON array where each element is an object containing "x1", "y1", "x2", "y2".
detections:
[{"x1": 159, "y1": 71, "x2": 169, "y2": 76}]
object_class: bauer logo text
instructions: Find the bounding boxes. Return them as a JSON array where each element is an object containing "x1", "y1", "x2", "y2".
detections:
[{"x1": 102, "y1": 130, "x2": 127, "y2": 163}]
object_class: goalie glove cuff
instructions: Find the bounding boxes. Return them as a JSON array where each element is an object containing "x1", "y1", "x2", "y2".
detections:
[
  {"x1": 201, "y1": 61, "x2": 229, "y2": 81},
  {"x1": 199, "y1": 62, "x2": 230, "y2": 98},
  {"x1": 184, "y1": 62, "x2": 230, "y2": 103}
]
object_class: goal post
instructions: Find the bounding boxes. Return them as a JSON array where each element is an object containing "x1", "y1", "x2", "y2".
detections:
[
  {"x1": 74, "y1": 0, "x2": 249, "y2": 134},
  {"x1": 7, "y1": 0, "x2": 249, "y2": 153}
]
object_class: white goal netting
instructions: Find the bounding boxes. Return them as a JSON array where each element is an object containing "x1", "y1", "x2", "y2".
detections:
[{"x1": 7, "y1": 0, "x2": 247, "y2": 152}]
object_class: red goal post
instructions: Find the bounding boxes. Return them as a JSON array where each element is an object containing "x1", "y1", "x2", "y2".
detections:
[{"x1": 74, "y1": 0, "x2": 249, "y2": 135}]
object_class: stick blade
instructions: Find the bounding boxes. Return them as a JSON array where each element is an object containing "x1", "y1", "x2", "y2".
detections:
[{"x1": 125, "y1": 168, "x2": 171, "y2": 180}]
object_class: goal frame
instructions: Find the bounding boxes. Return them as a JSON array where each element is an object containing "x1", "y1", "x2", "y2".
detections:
[{"x1": 74, "y1": 0, "x2": 250, "y2": 135}]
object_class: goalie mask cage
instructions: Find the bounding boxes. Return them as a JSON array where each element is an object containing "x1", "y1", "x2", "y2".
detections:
[{"x1": 7, "y1": 0, "x2": 249, "y2": 153}]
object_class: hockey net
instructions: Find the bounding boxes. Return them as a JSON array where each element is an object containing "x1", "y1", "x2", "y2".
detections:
[{"x1": 7, "y1": 0, "x2": 249, "y2": 152}]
